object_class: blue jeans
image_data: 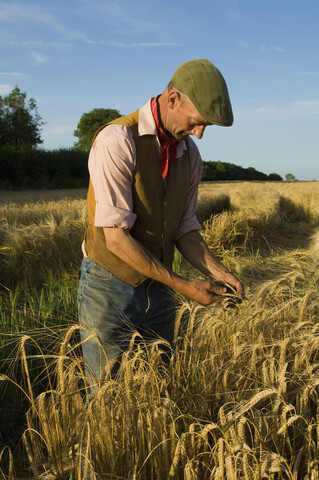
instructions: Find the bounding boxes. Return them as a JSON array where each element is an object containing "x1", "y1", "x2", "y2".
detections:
[{"x1": 77, "y1": 258, "x2": 177, "y2": 384}]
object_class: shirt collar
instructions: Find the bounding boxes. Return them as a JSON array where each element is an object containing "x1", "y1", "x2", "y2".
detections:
[{"x1": 138, "y1": 99, "x2": 187, "y2": 158}]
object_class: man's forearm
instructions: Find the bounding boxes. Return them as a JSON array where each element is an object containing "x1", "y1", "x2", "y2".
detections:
[
  {"x1": 175, "y1": 230, "x2": 244, "y2": 295},
  {"x1": 104, "y1": 227, "x2": 179, "y2": 287},
  {"x1": 176, "y1": 230, "x2": 229, "y2": 279},
  {"x1": 103, "y1": 227, "x2": 227, "y2": 305}
]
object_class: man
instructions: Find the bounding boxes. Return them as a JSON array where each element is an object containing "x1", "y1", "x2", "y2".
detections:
[{"x1": 78, "y1": 59, "x2": 244, "y2": 383}]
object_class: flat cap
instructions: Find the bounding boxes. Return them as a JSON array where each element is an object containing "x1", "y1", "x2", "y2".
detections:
[{"x1": 171, "y1": 59, "x2": 233, "y2": 126}]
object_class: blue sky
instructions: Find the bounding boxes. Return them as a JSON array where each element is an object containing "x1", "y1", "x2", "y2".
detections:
[{"x1": 0, "y1": 0, "x2": 318, "y2": 180}]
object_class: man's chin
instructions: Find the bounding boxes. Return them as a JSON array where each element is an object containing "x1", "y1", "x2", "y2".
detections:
[{"x1": 174, "y1": 132, "x2": 188, "y2": 140}]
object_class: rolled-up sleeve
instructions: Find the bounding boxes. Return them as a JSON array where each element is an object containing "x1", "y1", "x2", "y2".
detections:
[
  {"x1": 175, "y1": 138, "x2": 202, "y2": 240},
  {"x1": 88, "y1": 124, "x2": 137, "y2": 229}
]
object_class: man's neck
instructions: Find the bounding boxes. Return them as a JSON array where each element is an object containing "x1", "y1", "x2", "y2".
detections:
[{"x1": 157, "y1": 89, "x2": 170, "y2": 133}]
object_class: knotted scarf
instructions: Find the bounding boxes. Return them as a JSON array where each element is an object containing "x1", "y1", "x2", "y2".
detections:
[{"x1": 151, "y1": 95, "x2": 178, "y2": 179}]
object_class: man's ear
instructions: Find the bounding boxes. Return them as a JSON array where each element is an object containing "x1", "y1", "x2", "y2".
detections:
[{"x1": 168, "y1": 90, "x2": 181, "y2": 110}]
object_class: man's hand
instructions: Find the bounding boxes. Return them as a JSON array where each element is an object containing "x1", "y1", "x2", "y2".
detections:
[
  {"x1": 222, "y1": 271, "x2": 245, "y2": 297},
  {"x1": 185, "y1": 279, "x2": 227, "y2": 305},
  {"x1": 103, "y1": 227, "x2": 245, "y2": 307},
  {"x1": 214, "y1": 272, "x2": 246, "y2": 308},
  {"x1": 176, "y1": 230, "x2": 245, "y2": 299}
]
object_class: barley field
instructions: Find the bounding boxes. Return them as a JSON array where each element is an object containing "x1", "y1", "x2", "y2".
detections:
[{"x1": 1, "y1": 181, "x2": 319, "y2": 479}]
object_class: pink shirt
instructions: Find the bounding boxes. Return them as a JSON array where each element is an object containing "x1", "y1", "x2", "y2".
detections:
[{"x1": 88, "y1": 99, "x2": 202, "y2": 240}]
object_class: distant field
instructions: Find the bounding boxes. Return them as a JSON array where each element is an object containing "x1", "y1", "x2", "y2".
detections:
[
  {"x1": 1, "y1": 181, "x2": 319, "y2": 479},
  {"x1": 0, "y1": 187, "x2": 87, "y2": 205}
]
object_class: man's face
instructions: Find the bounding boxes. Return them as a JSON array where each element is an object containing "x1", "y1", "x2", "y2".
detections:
[{"x1": 166, "y1": 96, "x2": 212, "y2": 140}]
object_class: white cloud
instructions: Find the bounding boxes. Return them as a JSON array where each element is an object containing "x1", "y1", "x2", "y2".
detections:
[
  {"x1": 238, "y1": 41, "x2": 249, "y2": 48},
  {"x1": 260, "y1": 44, "x2": 285, "y2": 53},
  {"x1": 238, "y1": 100, "x2": 319, "y2": 122},
  {"x1": 0, "y1": 84, "x2": 12, "y2": 95},
  {"x1": 0, "y1": 71, "x2": 26, "y2": 77},
  {"x1": 0, "y1": 1, "x2": 179, "y2": 48},
  {"x1": 41, "y1": 117, "x2": 79, "y2": 148},
  {"x1": 43, "y1": 117, "x2": 78, "y2": 136},
  {"x1": 45, "y1": 124, "x2": 75, "y2": 136},
  {"x1": 36, "y1": 97, "x2": 52, "y2": 107},
  {"x1": 0, "y1": 2, "x2": 94, "y2": 44},
  {"x1": 87, "y1": 0, "x2": 155, "y2": 33},
  {"x1": 80, "y1": 0, "x2": 173, "y2": 38},
  {"x1": 31, "y1": 51, "x2": 49, "y2": 64},
  {"x1": 9, "y1": 40, "x2": 72, "y2": 49},
  {"x1": 237, "y1": 42, "x2": 284, "y2": 54},
  {"x1": 108, "y1": 41, "x2": 182, "y2": 47},
  {"x1": 0, "y1": 2, "x2": 60, "y2": 28}
]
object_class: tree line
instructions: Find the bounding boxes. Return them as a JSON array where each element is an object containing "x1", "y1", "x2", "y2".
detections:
[
  {"x1": 202, "y1": 160, "x2": 282, "y2": 182},
  {"x1": 0, "y1": 86, "x2": 285, "y2": 189}
]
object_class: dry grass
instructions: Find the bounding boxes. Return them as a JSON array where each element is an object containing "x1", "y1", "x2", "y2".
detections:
[
  {"x1": 0, "y1": 194, "x2": 87, "y2": 285},
  {"x1": 0, "y1": 188, "x2": 87, "y2": 206},
  {"x1": 1, "y1": 181, "x2": 319, "y2": 479}
]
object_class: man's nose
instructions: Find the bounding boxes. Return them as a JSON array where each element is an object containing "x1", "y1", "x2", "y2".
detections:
[{"x1": 192, "y1": 125, "x2": 205, "y2": 139}]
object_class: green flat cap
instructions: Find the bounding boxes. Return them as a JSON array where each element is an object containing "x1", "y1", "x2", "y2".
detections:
[{"x1": 171, "y1": 59, "x2": 233, "y2": 126}]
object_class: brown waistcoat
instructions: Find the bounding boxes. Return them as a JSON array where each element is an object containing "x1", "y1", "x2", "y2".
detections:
[{"x1": 84, "y1": 109, "x2": 191, "y2": 286}]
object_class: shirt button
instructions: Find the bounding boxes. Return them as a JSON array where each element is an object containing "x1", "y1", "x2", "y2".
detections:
[
  {"x1": 163, "y1": 201, "x2": 168, "y2": 207},
  {"x1": 164, "y1": 221, "x2": 167, "y2": 227}
]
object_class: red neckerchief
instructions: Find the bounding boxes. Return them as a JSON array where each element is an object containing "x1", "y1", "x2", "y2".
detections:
[{"x1": 151, "y1": 95, "x2": 178, "y2": 179}]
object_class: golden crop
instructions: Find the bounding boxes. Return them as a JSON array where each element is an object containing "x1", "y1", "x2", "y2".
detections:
[{"x1": 1, "y1": 181, "x2": 319, "y2": 479}]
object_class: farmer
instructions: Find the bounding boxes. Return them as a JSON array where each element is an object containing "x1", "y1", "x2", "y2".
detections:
[{"x1": 78, "y1": 59, "x2": 244, "y2": 383}]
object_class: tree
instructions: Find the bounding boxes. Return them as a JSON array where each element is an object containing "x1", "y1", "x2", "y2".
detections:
[
  {"x1": 74, "y1": 108, "x2": 121, "y2": 151},
  {"x1": 201, "y1": 160, "x2": 273, "y2": 182},
  {"x1": 285, "y1": 173, "x2": 296, "y2": 182},
  {"x1": 0, "y1": 86, "x2": 44, "y2": 148},
  {"x1": 268, "y1": 173, "x2": 283, "y2": 181}
]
